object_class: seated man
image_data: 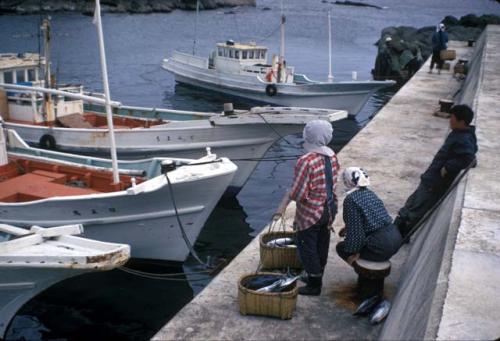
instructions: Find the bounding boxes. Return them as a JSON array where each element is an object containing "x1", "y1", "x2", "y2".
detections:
[
  {"x1": 336, "y1": 167, "x2": 402, "y2": 265},
  {"x1": 394, "y1": 104, "x2": 478, "y2": 238}
]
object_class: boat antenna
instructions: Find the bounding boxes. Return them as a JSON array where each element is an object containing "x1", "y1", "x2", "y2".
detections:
[
  {"x1": 327, "y1": 9, "x2": 334, "y2": 82},
  {"x1": 192, "y1": 0, "x2": 199, "y2": 55},
  {"x1": 93, "y1": 0, "x2": 120, "y2": 184}
]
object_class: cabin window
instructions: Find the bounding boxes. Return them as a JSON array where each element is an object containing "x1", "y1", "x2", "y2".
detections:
[
  {"x1": 235, "y1": 50, "x2": 240, "y2": 59},
  {"x1": 249, "y1": 51, "x2": 254, "y2": 59},
  {"x1": 260, "y1": 51, "x2": 266, "y2": 59},
  {"x1": 242, "y1": 51, "x2": 247, "y2": 59},
  {"x1": 223, "y1": 49, "x2": 228, "y2": 57},
  {"x1": 218, "y1": 48, "x2": 223, "y2": 57},
  {"x1": 3, "y1": 71, "x2": 13, "y2": 83},
  {"x1": 27, "y1": 69, "x2": 36, "y2": 81},
  {"x1": 229, "y1": 49, "x2": 234, "y2": 58},
  {"x1": 16, "y1": 70, "x2": 26, "y2": 83}
]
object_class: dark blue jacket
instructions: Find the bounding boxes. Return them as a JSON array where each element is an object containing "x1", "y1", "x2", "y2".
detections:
[
  {"x1": 421, "y1": 126, "x2": 477, "y2": 188},
  {"x1": 432, "y1": 30, "x2": 448, "y2": 52}
]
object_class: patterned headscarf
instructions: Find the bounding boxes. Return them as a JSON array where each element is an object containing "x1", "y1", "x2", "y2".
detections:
[
  {"x1": 342, "y1": 167, "x2": 370, "y2": 192},
  {"x1": 302, "y1": 120, "x2": 334, "y2": 157}
]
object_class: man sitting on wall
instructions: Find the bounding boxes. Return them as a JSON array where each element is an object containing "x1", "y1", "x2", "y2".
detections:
[{"x1": 394, "y1": 104, "x2": 478, "y2": 238}]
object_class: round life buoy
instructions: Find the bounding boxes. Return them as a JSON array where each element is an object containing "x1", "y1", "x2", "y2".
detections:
[
  {"x1": 265, "y1": 84, "x2": 277, "y2": 97},
  {"x1": 39, "y1": 134, "x2": 57, "y2": 150}
]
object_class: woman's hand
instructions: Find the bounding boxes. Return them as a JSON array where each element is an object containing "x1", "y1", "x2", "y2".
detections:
[
  {"x1": 347, "y1": 253, "x2": 360, "y2": 266},
  {"x1": 338, "y1": 227, "x2": 346, "y2": 237}
]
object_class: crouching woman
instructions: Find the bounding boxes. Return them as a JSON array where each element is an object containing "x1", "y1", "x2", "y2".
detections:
[{"x1": 336, "y1": 167, "x2": 402, "y2": 266}]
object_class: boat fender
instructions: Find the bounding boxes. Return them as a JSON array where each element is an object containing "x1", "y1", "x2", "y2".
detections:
[
  {"x1": 265, "y1": 84, "x2": 277, "y2": 97},
  {"x1": 39, "y1": 134, "x2": 57, "y2": 150}
]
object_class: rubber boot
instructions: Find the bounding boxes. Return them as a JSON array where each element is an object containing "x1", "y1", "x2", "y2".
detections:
[{"x1": 298, "y1": 275, "x2": 322, "y2": 296}]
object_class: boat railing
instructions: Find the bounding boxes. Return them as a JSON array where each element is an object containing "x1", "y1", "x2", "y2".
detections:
[{"x1": 172, "y1": 51, "x2": 208, "y2": 69}]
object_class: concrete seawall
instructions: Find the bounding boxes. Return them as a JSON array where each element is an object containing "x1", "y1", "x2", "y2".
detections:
[{"x1": 153, "y1": 26, "x2": 499, "y2": 340}]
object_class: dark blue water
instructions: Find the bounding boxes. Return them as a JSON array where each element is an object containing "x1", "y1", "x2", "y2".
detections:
[{"x1": 1, "y1": 0, "x2": 498, "y2": 339}]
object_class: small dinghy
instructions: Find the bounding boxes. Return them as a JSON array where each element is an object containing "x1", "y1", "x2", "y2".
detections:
[{"x1": 0, "y1": 223, "x2": 130, "y2": 338}]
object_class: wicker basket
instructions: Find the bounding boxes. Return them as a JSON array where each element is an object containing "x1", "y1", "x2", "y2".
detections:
[
  {"x1": 238, "y1": 272, "x2": 298, "y2": 320},
  {"x1": 260, "y1": 231, "x2": 302, "y2": 270},
  {"x1": 440, "y1": 49, "x2": 456, "y2": 61}
]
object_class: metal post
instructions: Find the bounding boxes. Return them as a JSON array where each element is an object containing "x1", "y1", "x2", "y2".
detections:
[
  {"x1": 327, "y1": 10, "x2": 334, "y2": 82},
  {"x1": 41, "y1": 18, "x2": 55, "y2": 121},
  {"x1": 93, "y1": 0, "x2": 120, "y2": 184},
  {"x1": 279, "y1": 0, "x2": 286, "y2": 83}
]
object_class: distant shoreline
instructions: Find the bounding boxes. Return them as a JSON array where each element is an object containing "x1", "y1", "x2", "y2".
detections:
[{"x1": 0, "y1": 0, "x2": 256, "y2": 15}]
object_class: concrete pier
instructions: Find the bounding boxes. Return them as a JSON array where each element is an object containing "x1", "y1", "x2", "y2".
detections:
[{"x1": 154, "y1": 26, "x2": 499, "y2": 340}]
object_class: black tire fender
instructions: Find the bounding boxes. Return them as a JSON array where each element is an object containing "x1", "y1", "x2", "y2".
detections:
[
  {"x1": 39, "y1": 134, "x2": 57, "y2": 150},
  {"x1": 265, "y1": 84, "x2": 277, "y2": 97}
]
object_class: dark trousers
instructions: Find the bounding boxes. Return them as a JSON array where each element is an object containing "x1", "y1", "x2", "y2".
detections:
[
  {"x1": 297, "y1": 208, "x2": 331, "y2": 275},
  {"x1": 394, "y1": 181, "x2": 448, "y2": 238},
  {"x1": 336, "y1": 224, "x2": 402, "y2": 262},
  {"x1": 430, "y1": 50, "x2": 444, "y2": 70}
]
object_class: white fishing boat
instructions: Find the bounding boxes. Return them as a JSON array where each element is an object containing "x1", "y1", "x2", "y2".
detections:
[
  {"x1": 0, "y1": 223, "x2": 130, "y2": 338},
  {"x1": 162, "y1": 9, "x2": 395, "y2": 116},
  {"x1": 0, "y1": 79, "x2": 347, "y2": 194},
  {"x1": 0, "y1": 124, "x2": 237, "y2": 262}
]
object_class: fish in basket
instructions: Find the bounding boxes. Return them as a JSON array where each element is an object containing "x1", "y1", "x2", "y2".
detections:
[{"x1": 238, "y1": 272, "x2": 299, "y2": 319}]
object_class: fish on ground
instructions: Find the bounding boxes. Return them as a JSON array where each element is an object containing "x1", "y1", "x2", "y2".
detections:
[
  {"x1": 369, "y1": 299, "x2": 391, "y2": 324},
  {"x1": 353, "y1": 295, "x2": 381, "y2": 316}
]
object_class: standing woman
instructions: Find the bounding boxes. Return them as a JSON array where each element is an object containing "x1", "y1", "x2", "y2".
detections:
[
  {"x1": 288, "y1": 120, "x2": 339, "y2": 296},
  {"x1": 429, "y1": 23, "x2": 449, "y2": 74},
  {"x1": 336, "y1": 167, "x2": 402, "y2": 266}
]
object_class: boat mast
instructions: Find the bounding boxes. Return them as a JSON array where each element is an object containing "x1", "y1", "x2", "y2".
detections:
[
  {"x1": 278, "y1": 0, "x2": 286, "y2": 83},
  {"x1": 93, "y1": 0, "x2": 120, "y2": 184},
  {"x1": 41, "y1": 18, "x2": 55, "y2": 121},
  {"x1": 192, "y1": 0, "x2": 199, "y2": 55},
  {"x1": 327, "y1": 10, "x2": 334, "y2": 82},
  {"x1": 0, "y1": 121, "x2": 8, "y2": 167}
]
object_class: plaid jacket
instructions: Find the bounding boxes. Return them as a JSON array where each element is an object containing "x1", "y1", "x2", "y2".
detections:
[{"x1": 290, "y1": 152, "x2": 340, "y2": 231}]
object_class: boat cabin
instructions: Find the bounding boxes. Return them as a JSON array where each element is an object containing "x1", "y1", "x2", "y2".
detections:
[
  {"x1": 211, "y1": 41, "x2": 294, "y2": 83},
  {"x1": 0, "y1": 53, "x2": 84, "y2": 124}
]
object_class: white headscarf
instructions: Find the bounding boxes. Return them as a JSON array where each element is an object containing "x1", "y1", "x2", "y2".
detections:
[
  {"x1": 302, "y1": 120, "x2": 334, "y2": 157},
  {"x1": 342, "y1": 167, "x2": 370, "y2": 193}
]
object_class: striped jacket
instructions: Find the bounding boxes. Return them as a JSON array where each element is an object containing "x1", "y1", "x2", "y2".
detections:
[{"x1": 290, "y1": 152, "x2": 339, "y2": 231}]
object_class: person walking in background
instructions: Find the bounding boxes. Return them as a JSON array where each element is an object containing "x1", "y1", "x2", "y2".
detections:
[
  {"x1": 336, "y1": 168, "x2": 401, "y2": 266},
  {"x1": 288, "y1": 120, "x2": 339, "y2": 296},
  {"x1": 429, "y1": 23, "x2": 449, "y2": 74},
  {"x1": 394, "y1": 104, "x2": 478, "y2": 238}
]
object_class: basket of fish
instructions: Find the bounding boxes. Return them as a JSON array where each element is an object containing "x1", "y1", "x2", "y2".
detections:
[
  {"x1": 260, "y1": 231, "x2": 302, "y2": 270},
  {"x1": 238, "y1": 272, "x2": 299, "y2": 320}
]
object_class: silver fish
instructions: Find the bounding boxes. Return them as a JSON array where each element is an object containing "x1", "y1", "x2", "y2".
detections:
[
  {"x1": 353, "y1": 295, "x2": 381, "y2": 316},
  {"x1": 266, "y1": 237, "x2": 296, "y2": 248},
  {"x1": 369, "y1": 299, "x2": 391, "y2": 324},
  {"x1": 256, "y1": 275, "x2": 300, "y2": 293}
]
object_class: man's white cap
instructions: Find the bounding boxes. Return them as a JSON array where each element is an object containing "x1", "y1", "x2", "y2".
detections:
[
  {"x1": 439, "y1": 23, "x2": 445, "y2": 29},
  {"x1": 385, "y1": 36, "x2": 392, "y2": 42}
]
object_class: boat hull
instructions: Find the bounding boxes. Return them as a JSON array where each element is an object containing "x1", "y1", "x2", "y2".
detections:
[
  {"x1": 0, "y1": 267, "x2": 87, "y2": 337},
  {"x1": 163, "y1": 57, "x2": 394, "y2": 116},
  {"x1": 174, "y1": 73, "x2": 374, "y2": 117},
  {"x1": 4, "y1": 121, "x2": 302, "y2": 194},
  {"x1": 0, "y1": 169, "x2": 234, "y2": 262}
]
